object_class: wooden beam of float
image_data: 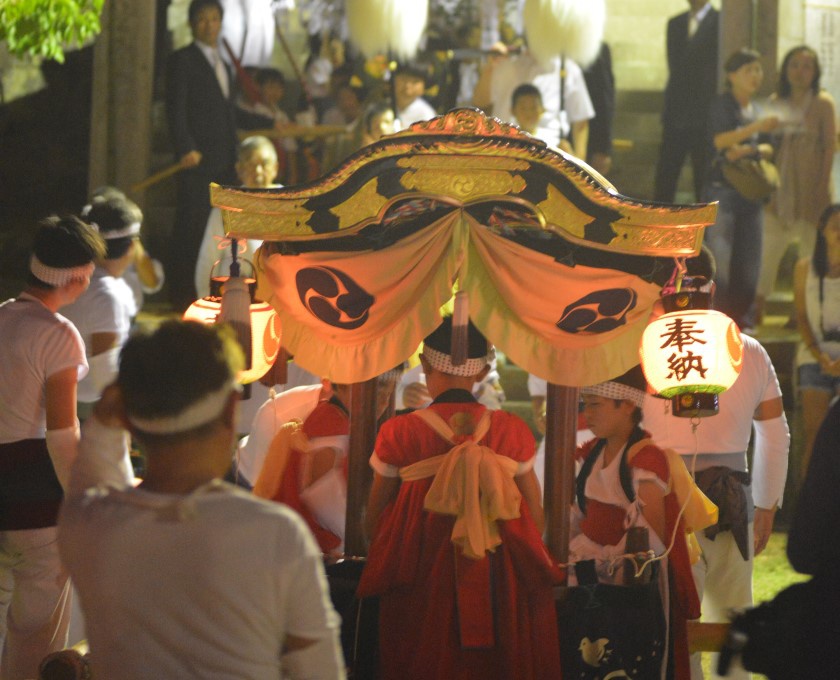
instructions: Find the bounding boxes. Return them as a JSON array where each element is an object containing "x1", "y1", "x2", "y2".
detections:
[{"x1": 211, "y1": 108, "x2": 717, "y2": 560}]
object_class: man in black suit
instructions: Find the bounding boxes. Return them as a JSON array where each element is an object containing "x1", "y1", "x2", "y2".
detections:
[
  {"x1": 653, "y1": 0, "x2": 719, "y2": 204},
  {"x1": 166, "y1": 0, "x2": 276, "y2": 311}
]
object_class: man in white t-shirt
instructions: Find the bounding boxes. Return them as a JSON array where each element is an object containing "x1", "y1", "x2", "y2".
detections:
[
  {"x1": 642, "y1": 249, "x2": 789, "y2": 680},
  {"x1": 0, "y1": 215, "x2": 104, "y2": 680},
  {"x1": 58, "y1": 320, "x2": 344, "y2": 680}
]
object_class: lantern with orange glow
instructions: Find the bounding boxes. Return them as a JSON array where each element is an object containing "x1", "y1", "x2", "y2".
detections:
[
  {"x1": 183, "y1": 240, "x2": 281, "y2": 384},
  {"x1": 640, "y1": 288, "x2": 743, "y2": 417}
]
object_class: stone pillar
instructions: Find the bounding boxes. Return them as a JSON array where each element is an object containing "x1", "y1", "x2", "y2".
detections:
[
  {"x1": 720, "y1": 0, "x2": 779, "y2": 97},
  {"x1": 88, "y1": 0, "x2": 157, "y2": 205}
]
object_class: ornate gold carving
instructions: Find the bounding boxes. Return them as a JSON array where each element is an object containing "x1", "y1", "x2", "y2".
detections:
[
  {"x1": 609, "y1": 224, "x2": 704, "y2": 254},
  {"x1": 536, "y1": 184, "x2": 594, "y2": 240},
  {"x1": 400, "y1": 169, "x2": 526, "y2": 200},
  {"x1": 329, "y1": 177, "x2": 387, "y2": 230},
  {"x1": 220, "y1": 207, "x2": 316, "y2": 239},
  {"x1": 396, "y1": 155, "x2": 530, "y2": 172},
  {"x1": 394, "y1": 108, "x2": 536, "y2": 143}
]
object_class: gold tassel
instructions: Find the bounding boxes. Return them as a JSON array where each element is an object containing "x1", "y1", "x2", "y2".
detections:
[{"x1": 451, "y1": 290, "x2": 469, "y2": 366}]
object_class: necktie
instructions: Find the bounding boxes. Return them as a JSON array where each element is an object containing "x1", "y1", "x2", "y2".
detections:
[
  {"x1": 688, "y1": 14, "x2": 699, "y2": 38},
  {"x1": 213, "y1": 51, "x2": 229, "y2": 98}
]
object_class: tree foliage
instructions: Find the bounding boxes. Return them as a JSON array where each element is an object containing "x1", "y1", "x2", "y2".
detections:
[{"x1": 0, "y1": 0, "x2": 105, "y2": 63}]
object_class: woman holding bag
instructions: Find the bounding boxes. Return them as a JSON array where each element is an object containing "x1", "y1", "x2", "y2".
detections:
[
  {"x1": 703, "y1": 48, "x2": 779, "y2": 330},
  {"x1": 760, "y1": 46, "x2": 837, "y2": 306}
]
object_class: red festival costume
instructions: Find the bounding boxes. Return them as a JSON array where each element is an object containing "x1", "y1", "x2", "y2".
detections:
[
  {"x1": 358, "y1": 396, "x2": 563, "y2": 680},
  {"x1": 574, "y1": 435, "x2": 702, "y2": 679},
  {"x1": 254, "y1": 399, "x2": 348, "y2": 553}
]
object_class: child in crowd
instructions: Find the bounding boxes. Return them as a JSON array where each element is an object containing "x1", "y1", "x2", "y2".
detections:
[
  {"x1": 393, "y1": 61, "x2": 437, "y2": 130},
  {"x1": 510, "y1": 83, "x2": 546, "y2": 139},
  {"x1": 571, "y1": 365, "x2": 704, "y2": 679},
  {"x1": 359, "y1": 317, "x2": 562, "y2": 680}
]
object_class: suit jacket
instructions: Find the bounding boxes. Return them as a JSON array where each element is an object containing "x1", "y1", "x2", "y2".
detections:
[
  {"x1": 662, "y1": 8, "x2": 719, "y2": 131},
  {"x1": 166, "y1": 42, "x2": 272, "y2": 183}
]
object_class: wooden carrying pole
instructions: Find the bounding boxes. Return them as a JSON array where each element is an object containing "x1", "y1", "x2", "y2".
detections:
[
  {"x1": 129, "y1": 161, "x2": 185, "y2": 194},
  {"x1": 345, "y1": 378, "x2": 379, "y2": 556},
  {"x1": 543, "y1": 383, "x2": 579, "y2": 569}
]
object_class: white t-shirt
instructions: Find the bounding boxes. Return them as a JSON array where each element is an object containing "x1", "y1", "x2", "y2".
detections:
[
  {"x1": 491, "y1": 52, "x2": 594, "y2": 147},
  {"x1": 395, "y1": 97, "x2": 438, "y2": 130},
  {"x1": 62, "y1": 268, "x2": 137, "y2": 403},
  {"x1": 642, "y1": 334, "x2": 786, "y2": 506},
  {"x1": 236, "y1": 384, "x2": 323, "y2": 485},
  {"x1": 59, "y1": 481, "x2": 342, "y2": 680},
  {"x1": 0, "y1": 294, "x2": 87, "y2": 442}
]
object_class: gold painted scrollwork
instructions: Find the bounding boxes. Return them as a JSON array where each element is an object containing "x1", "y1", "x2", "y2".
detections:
[{"x1": 401, "y1": 169, "x2": 526, "y2": 200}]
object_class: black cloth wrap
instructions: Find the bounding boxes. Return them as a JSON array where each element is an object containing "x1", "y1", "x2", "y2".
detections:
[
  {"x1": 694, "y1": 465, "x2": 751, "y2": 560},
  {"x1": 0, "y1": 439, "x2": 63, "y2": 530}
]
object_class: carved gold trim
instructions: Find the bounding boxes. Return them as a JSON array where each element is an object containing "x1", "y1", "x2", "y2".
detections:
[
  {"x1": 210, "y1": 109, "x2": 718, "y2": 257},
  {"x1": 329, "y1": 177, "x2": 387, "y2": 230},
  {"x1": 400, "y1": 169, "x2": 527, "y2": 200},
  {"x1": 393, "y1": 108, "x2": 536, "y2": 143},
  {"x1": 396, "y1": 155, "x2": 530, "y2": 172},
  {"x1": 536, "y1": 184, "x2": 596, "y2": 240}
]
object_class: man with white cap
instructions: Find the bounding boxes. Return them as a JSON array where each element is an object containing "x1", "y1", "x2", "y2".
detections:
[
  {"x1": 58, "y1": 320, "x2": 344, "y2": 679},
  {"x1": 0, "y1": 215, "x2": 104, "y2": 680}
]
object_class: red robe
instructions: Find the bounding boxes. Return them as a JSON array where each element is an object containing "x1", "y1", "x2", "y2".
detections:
[
  {"x1": 575, "y1": 435, "x2": 701, "y2": 680},
  {"x1": 265, "y1": 399, "x2": 348, "y2": 553},
  {"x1": 358, "y1": 399, "x2": 563, "y2": 680}
]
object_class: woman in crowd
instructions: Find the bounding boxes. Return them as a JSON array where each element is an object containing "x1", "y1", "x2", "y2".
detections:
[
  {"x1": 792, "y1": 203, "x2": 840, "y2": 474},
  {"x1": 703, "y1": 48, "x2": 779, "y2": 330},
  {"x1": 760, "y1": 46, "x2": 837, "y2": 312}
]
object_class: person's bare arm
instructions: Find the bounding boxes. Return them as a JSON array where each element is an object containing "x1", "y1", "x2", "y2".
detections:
[
  {"x1": 571, "y1": 119, "x2": 589, "y2": 160},
  {"x1": 46, "y1": 367, "x2": 78, "y2": 431},
  {"x1": 714, "y1": 116, "x2": 779, "y2": 152},
  {"x1": 132, "y1": 240, "x2": 163, "y2": 291},
  {"x1": 90, "y1": 331, "x2": 119, "y2": 356}
]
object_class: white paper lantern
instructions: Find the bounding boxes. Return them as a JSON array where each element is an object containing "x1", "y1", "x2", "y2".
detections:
[{"x1": 640, "y1": 307, "x2": 743, "y2": 416}]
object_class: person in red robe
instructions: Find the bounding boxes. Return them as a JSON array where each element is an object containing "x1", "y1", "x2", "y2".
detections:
[
  {"x1": 571, "y1": 365, "x2": 703, "y2": 679},
  {"x1": 358, "y1": 317, "x2": 563, "y2": 680}
]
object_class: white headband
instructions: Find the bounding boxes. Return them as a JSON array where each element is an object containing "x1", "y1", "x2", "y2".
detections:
[
  {"x1": 101, "y1": 221, "x2": 141, "y2": 240},
  {"x1": 127, "y1": 380, "x2": 239, "y2": 434},
  {"x1": 580, "y1": 381, "x2": 646, "y2": 408},
  {"x1": 422, "y1": 345, "x2": 494, "y2": 377},
  {"x1": 29, "y1": 255, "x2": 94, "y2": 287}
]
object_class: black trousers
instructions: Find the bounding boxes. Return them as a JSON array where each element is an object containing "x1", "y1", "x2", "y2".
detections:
[
  {"x1": 168, "y1": 165, "x2": 234, "y2": 311},
  {"x1": 653, "y1": 124, "x2": 710, "y2": 204}
]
